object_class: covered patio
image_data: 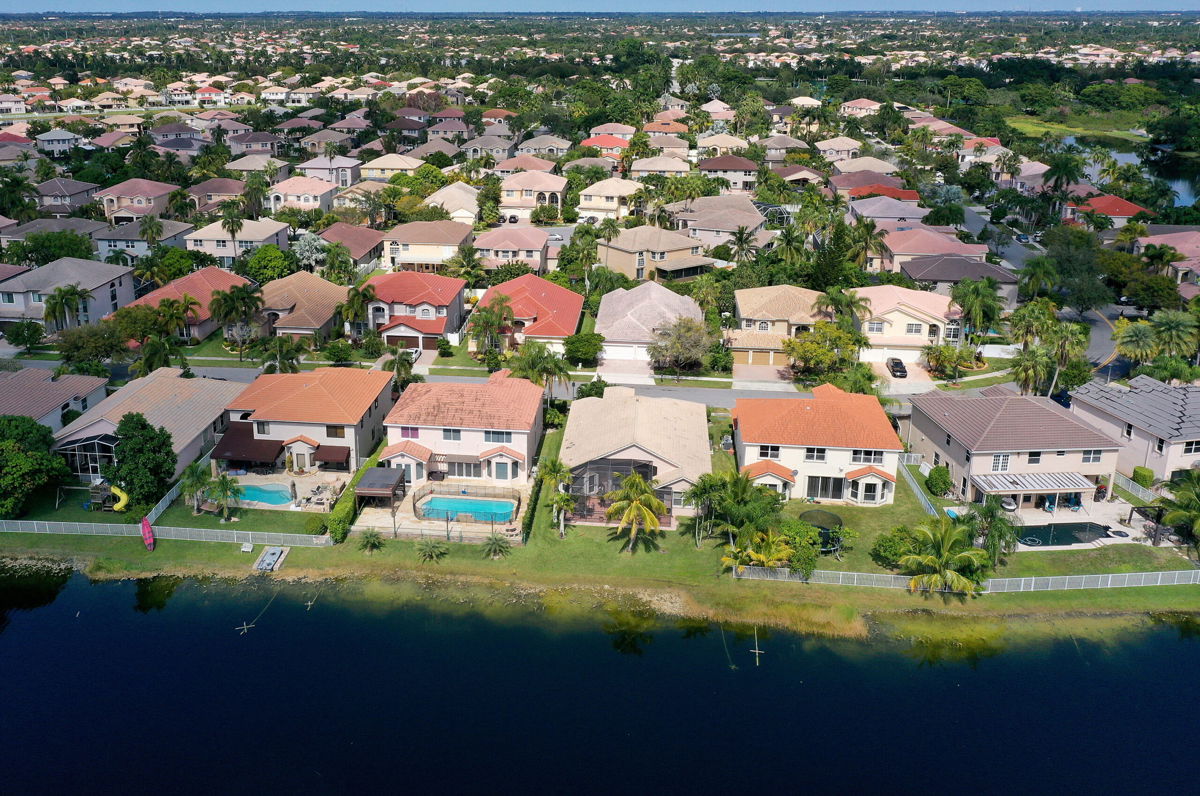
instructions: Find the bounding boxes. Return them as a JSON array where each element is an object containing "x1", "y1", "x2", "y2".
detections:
[
  {"x1": 353, "y1": 467, "x2": 406, "y2": 513},
  {"x1": 970, "y1": 471, "x2": 1103, "y2": 515},
  {"x1": 212, "y1": 422, "x2": 283, "y2": 473}
]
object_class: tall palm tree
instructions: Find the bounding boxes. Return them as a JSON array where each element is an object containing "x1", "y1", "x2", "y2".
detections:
[
  {"x1": 815, "y1": 287, "x2": 871, "y2": 327},
  {"x1": 167, "y1": 187, "x2": 193, "y2": 220},
  {"x1": 1007, "y1": 298, "x2": 1056, "y2": 352},
  {"x1": 1045, "y1": 321, "x2": 1089, "y2": 396},
  {"x1": 179, "y1": 460, "x2": 213, "y2": 514},
  {"x1": 950, "y1": 278, "x2": 1003, "y2": 347},
  {"x1": 689, "y1": 273, "x2": 721, "y2": 318},
  {"x1": 604, "y1": 472, "x2": 667, "y2": 554},
  {"x1": 210, "y1": 282, "x2": 264, "y2": 360},
  {"x1": 728, "y1": 225, "x2": 758, "y2": 266},
  {"x1": 1143, "y1": 244, "x2": 1186, "y2": 278},
  {"x1": 847, "y1": 217, "x2": 886, "y2": 268},
  {"x1": 207, "y1": 472, "x2": 244, "y2": 521},
  {"x1": 42, "y1": 284, "x2": 93, "y2": 333},
  {"x1": 897, "y1": 517, "x2": 989, "y2": 595},
  {"x1": 320, "y1": 242, "x2": 356, "y2": 286},
  {"x1": 1011, "y1": 345, "x2": 1052, "y2": 395},
  {"x1": 597, "y1": 217, "x2": 621, "y2": 270},
  {"x1": 1113, "y1": 221, "x2": 1147, "y2": 253},
  {"x1": 964, "y1": 495, "x2": 1018, "y2": 567},
  {"x1": 445, "y1": 244, "x2": 487, "y2": 288},
  {"x1": 1113, "y1": 319, "x2": 1159, "y2": 366},
  {"x1": 508, "y1": 340, "x2": 570, "y2": 406},
  {"x1": 337, "y1": 283, "x2": 378, "y2": 338},
  {"x1": 242, "y1": 171, "x2": 268, "y2": 219},
  {"x1": 1018, "y1": 256, "x2": 1058, "y2": 298},
  {"x1": 132, "y1": 334, "x2": 185, "y2": 377},
  {"x1": 220, "y1": 200, "x2": 244, "y2": 251},
  {"x1": 772, "y1": 224, "x2": 806, "y2": 269},
  {"x1": 139, "y1": 214, "x2": 164, "y2": 250},
  {"x1": 681, "y1": 472, "x2": 728, "y2": 549},
  {"x1": 254, "y1": 335, "x2": 307, "y2": 373},
  {"x1": 470, "y1": 293, "x2": 515, "y2": 353},
  {"x1": 133, "y1": 259, "x2": 169, "y2": 288},
  {"x1": 1150, "y1": 309, "x2": 1199, "y2": 360}
]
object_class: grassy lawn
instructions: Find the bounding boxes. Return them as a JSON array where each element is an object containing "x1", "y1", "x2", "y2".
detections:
[
  {"x1": 996, "y1": 544, "x2": 1191, "y2": 578},
  {"x1": 903, "y1": 465, "x2": 957, "y2": 509},
  {"x1": 428, "y1": 366, "x2": 488, "y2": 376},
  {"x1": 938, "y1": 373, "x2": 1016, "y2": 391},
  {"x1": 433, "y1": 341, "x2": 481, "y2": 368},
  {"x1": 185, "y1": 333, "x2": 237, "y2": 359},
  {"x1": 708, "y1": 412, "x2": 735, "y2": 473},
  {"x1": 580, "y1": 313, "x2": 595, "y2": 335},
  {"x1": 654, "y1": 378, "x2": 732, "y2": 389},
  {"x1": 1006, "y1": 113, "x2": 1148, "y2": 143},
  {"x1": 1112, "y1": 485, "x2": 1150, "y2": 508},
  {"x1": 20, "y1": 487, "x2": 133, "y2": 524},
  {"x1": 950, "y1": 357, "x2": 1013, "y2": 378},
  {"x1": 154, "y1": 498, "x2": 318, "y2": 533}
]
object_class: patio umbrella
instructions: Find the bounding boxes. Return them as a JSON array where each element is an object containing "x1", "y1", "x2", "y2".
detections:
[{"x1": 290, "y1": 480, "x2": 297, "y2": 502}]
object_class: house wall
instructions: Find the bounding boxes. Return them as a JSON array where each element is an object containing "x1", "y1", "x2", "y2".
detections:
[
  {"x1": 368, "y1": 295, "x2": 464, "y2": 335},
  {"x1": 577, "y1": 194, "x2": 632, "y2": 221},
  {"x1": 600, "y1": 245, "x2": 699, "y2": 281},
  {"x1": 384, "y1": 421, "x2": 540, "y2": 485},
  {"x1": 733, "y1": 433, "x2": 899, "y2": 505},
  {"x1": 384, "y1": 240, "x2": 463, "y2": 271},
  {"x1": 857, "y1": 308, "x2": 959, "y2": 362},
  {"x1": 99, "y1": 193, "x2": 169, "y2": 220},
  {"x1": 236, "y1": 385, "x2": 393, "y2": 467},
  {"x1": 1069, "y1": 399, "x2": 1200, "y2": 482},
  {"x1": 34, "y1": 383, "x2": 108, "y2": 433},
  {"x1": 186, "y1": 229, "x2": 289, "y2": 266}
]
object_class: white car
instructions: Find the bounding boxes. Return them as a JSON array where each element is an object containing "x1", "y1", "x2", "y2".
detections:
[{"x1": 548, "y1": 233, "x2": 564, "y2": 241}]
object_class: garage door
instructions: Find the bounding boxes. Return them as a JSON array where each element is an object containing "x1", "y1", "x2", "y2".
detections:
[
  {"x1": 603, "y1": 343, "x2": 642, "y2": 361},
  {"x1": 385, "y1": 333, "x2": 419, "y2": 347},
  {"x1": 733, "y1": 350, "x2": 752, "y2": 365},
  {"x1": 768, "y1": 350, "x2": 789, "y2": 366},
  {"x1": 863, "y1": 348, "x2": 921, "y2": 364},
  {"x1": 421, "y1": 337, "x2": 439, "y2": 350}
]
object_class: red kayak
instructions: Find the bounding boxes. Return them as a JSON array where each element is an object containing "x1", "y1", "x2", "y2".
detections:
[{"x1": 141, "y1": 517, "x2": 156, "y2": 552}]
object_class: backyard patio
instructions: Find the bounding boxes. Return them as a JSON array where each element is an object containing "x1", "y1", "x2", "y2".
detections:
[{"x1": 231, "y1": 470, "x2": 348, "y2": 512}]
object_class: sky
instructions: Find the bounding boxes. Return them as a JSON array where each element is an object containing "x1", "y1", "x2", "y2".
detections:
[{"x1": 11, "y1": 3, "x2": 1200, "y2": 13}]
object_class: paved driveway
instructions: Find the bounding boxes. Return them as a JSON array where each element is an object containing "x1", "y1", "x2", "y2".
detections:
[
  {"x1": 874, "y1": 361, "x2": 936, "y2": 396},
  {"x1": 732, "y1": 363, "x2": 790, "y2": 382}
]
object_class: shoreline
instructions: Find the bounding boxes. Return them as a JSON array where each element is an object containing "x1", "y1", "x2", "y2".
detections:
[{"x1": 5, "y1": 542, "x2": 1200, "y2": 645}]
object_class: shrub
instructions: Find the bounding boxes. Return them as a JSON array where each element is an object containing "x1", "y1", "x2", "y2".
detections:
[
  {"x1": 125, "y1": 503, "x2": 155, "y2": 523},
  {"x1": 359, "y1": 330, "x2": 384, "y2": 359},
  {"x1": 1132, "y1": 466, "x2": 1155, "y2": 489},
  {"x1": 482, "y1": 532, "x2": 512, "y2": 559},
  {"x1": 925, "y1": 466, "x2": 952, "y2": 497},
  {"x1": 327, "y1": 514, "x2": 350, "y2": 544},
  {"x1": 576, "y1": 378, "x2": 607, "y2": 399},
  {"x1": 544, "y1": 407, "x2": 566, "y2": 427},
  {"x1": 871, "y1": 525, "x2": 919, "y2": 569},
  {"x1": 522, "y1": 476, "x2": 542, "y2": 540},
  {"x1": 304, "y1": 514, "x2": 327, "y2": 535},
  {"x1": 416, "y1": 538, "x2": 448, "y2": 563},
  {"x1": 436, "y1": 338, "x2": 453, "y2": 357}
]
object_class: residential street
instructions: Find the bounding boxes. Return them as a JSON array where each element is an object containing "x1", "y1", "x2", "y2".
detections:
[{"x1": 963, "y1": 205, "x2": 1035, "y2": 269}]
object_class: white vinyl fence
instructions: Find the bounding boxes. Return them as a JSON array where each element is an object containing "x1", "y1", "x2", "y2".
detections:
[
  {"x1": 0, "y1": 519, "x2": 330, "y2": 547},
  {"x1": 1111, "y1": 473, "x2": 1157, "y2": 505},
  {"x1": 733, "y1": 565, "x2": 1200, "y2": 593}
]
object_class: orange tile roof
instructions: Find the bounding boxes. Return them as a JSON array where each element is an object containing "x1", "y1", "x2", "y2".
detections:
[
  {"x1": 380, "y1": 439, "x2": 433, "y2": 462},
  {"x1": 480, "y1": 445, "x2": 526, "y2": 462},
  {"x1": 741, "y1": 459, "x2": 796, "y2": 483},
  {"x1": 845, "y1": 465, "x2": 896, "y2": 483},
  {"x1": 385, "y1": 370, "x2": 542, "y2": 431},
  {"x1": 479, "y1": 273, "x2": 583, "y2": 338},
  {"x1": 119, "y1": 266, "x2": 249, "y2": 323},
  {"x1": 733, "y1": 384, "x2": 902, "y2": 450},
  {"x1": 283, "y1": 435, "x2": 320, "y2": 447},
  {"x1": 1068, "y1": 194, "x2": 1151, "y2": 218},
  {"x1": 366, "y1": 270, "x2": 465, "y2": 306},
  {"x1": 229, "y1": 367, "x2": 392, "y2": 424}
]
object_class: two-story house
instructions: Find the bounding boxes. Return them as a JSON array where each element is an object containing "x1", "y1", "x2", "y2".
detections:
[
  {"x1": 596, "y1": 226, "x2": 712, "y2": 282},
  {"x1": 35, "y1": 128, "x2": 86, "y2": 157},
  {"x1": 814, "y1": 136, "x2": 862, "y2": 161},
  {"x1": 95, "y1": 178, "x2": 179, "y2": 224},
  {"x1": 228, "y1": 132, "x2": 283, "y2": 157},
  {"x1": 216, "y1": 368, "x2": 395, "y2": 474},
  {"x1": 576, "y1": 177, "x2": 642, "y2": 223},
  {"x1": 853, "y1": 284, "x2": 962, "y2": 364},
  {"x1": 1071, "y1": 376, "x2": 1200, "y2": 484},
  {"x1": 0, "y1": 257, "x2": 135, "y2": 330},
  {"x1": 734, "y1": 385, "x2": 903, "y2": 503},
  {"x1": 185, "y1": 218, "x2": 290, "y2": 268},
  {"x1": 36, "y1": 177, "x2": 98, "y2": 217},
  {"x1": 474, "y1": 227, "x2": 550, "y2": 273},
  {"x1": 266, "y1": 176, "x2": 337, "y2": 213},
  {"x1": 901, "y1": 255, "x2": 1020, "y2": 311},
  {"x1": 726, "y1": 284, "x2": 826, "y2": 368},
  {"x1": 95, "y1": 219, "x2": 193, "y2": 261},
  {"x1": 380, "y1": 370, "x2": 544, "y2": 487},
  {"x1": 299, "y1": 155, "x2": 362, "y2": 189},
  {"x1": 382, "y1": 220, "x2": 473, "y2": 273},
  {"x1": 361, "y1": 153, "x2": 426, "y2": 181},
  {"x1": 477, "y1": 274, "x2": 583, "y2": 353},
  {"x1": 0, "y1": 368, "x2": 108, "y2": 433},
  {"x1": 365, "y1": 270, "x2": 467, "y2": 349},
  {"x1": 187, "y1": 177, "x2": 246, "y2": 214},
  {"x1": 595, "y1": 281, "x2": 703, "y2": 363},
  {"x1": 697, "y1": 155, "x2": 757, "y2": 193},
  {"x1": 498, "y1": 171, "x2": 567, "y2": 221},
  {"x1": 909, "y1": 386, "x2": 1122, "y2": 514},
  {"x1": 628, "y1": 156, "x2": 691, "y2": 180}
]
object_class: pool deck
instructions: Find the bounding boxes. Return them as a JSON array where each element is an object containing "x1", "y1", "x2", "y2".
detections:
[
  {"x1": 352, "y1": 479, "x2": 531, "y2": 543},
  {"x1": 231, "y1": 471, "x2": 346, "y2": 512},
  {"x1": 947, "y1": 497, "x2": 1164, "y2": 552}
]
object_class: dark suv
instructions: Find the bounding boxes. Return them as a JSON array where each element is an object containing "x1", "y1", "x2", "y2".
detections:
[{"x1": 886, "y1": 358, "x2": 908, "y2": 378}]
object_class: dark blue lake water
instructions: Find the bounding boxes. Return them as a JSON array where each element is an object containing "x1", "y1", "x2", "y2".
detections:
[{"x1": 1, "y1": 570, "x2": 1196, "y2": 794}]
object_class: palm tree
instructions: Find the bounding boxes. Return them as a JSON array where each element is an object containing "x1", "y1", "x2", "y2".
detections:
[
  {"x1": 320, "y1": 242, "x2": 356, "y2": 286},
  {"x1": 847, "y1": 217, "x2": 886, "y2": 268},
  {"x1": 138, "y1": 214, "x2": 164, "y2": 251},
  {"x1": 133, "y1": 259, "x2": 169, "y2": 288},
  {"x1": 220, "y1": 200, "x2": 244, "y2": 251},
  {"x1": 689, "y1": 273, "x2": 720, "y2": 318},
  {"x1": 242, "y1": 172, "x2": 268, "y2": 219},
  {"x1": 1018, "y1": 256, "x2": 1058, "y2": 298},
  {"x1": 597, "y1": 217, "x2": 621, "y2": 269},
  {"x1": 728, "y1": 225, "x2": 758, "y2": 266},
  {"x1": 358, "y1": 529, "x2": 386, "y2": 554},
  {"x1": 179, "y1": 460, "x2": 213, "y2": 514},
  {"x1": 470, "y1": 293, "x2": 515, "y2": 353},
  {"x1": 964, "y1": 495, "x2": 1018, "y2": 567},
  {"x1": 897, "y1": 517, "x2": 989, "y2": 595},
  {"x1": 337, "y1": 283, "x2": 378, "y2": 338},
  {"x1": 508, "y1": 340, "x2": 570, "y2": 406},
  {"x1": 132, "y1": 334, "x2": 185, "y2": 377},
  {"x1": 549, "y1": 491, "x2": 576, "y2": 540},
  {"x1": 604, "y1": 472, "x2": 667, "y2": 554},
  {"x1": 415, "y1": 537, "x2": 448, "y2": 563},
  {"x1": 1007, "y1": 299, "x2": 1056, "y2": 352},
  {"x1": 950, "y1": 278, "x2": 1003, "y2": 347},
  {"x1": 1045, "y1": 321, "x2": 1089, "y2": 396},
  {"x1": 1160, "y1": 471, "x2": 1200, "y2": 553},
  {"x1": 681, "y1": 472, "x2": 727, "y2": 549},
  {"x1": 207, "y1": 472, "x2": 244, "y2": 521},
  {"x1": 1011, "y1": 345, "x2": 1052, "y2": 395},
  {"x1": 815, "y1": 286, "x2": 871, "y2": 326},
  {"x1": 167, "y1": 188, "x2": 193, "y2": 220},
  {"x1": 481, "y1": 532, "x2": 512, "y2": 559},
  {"x1": 1044, "y1": 152, "x2": 1086, "y2": 195},
  {"x1": 1113, "y1": 221, "x2": 1147, "y2": 253},
  {"x1": 772, "y1": 224, "x2": 806, "y2": 269},
  {"x1": 1143, "y1": 244, "x2": 1186, "y2": 278},
  {"x1": 1150, "y1": 309, "x2": 1199, "y2": 360},
  {"x1": 747, "y1": 530, "x2": 795, "y2": 568},
  {"x1": 445, "y1": 244, "x2": 487, "y2": 288},
  {"x1": 1113, "y1": 319, "x2": 1159, "y2": 366},
  {"x1": 42, "y1": 284, "x2": 93, "y2": 333},
  {"x1": 255, "y1": 335, "x2": 307, "y2": 373},
  {"x1": 210, "y1": 282, "x2": 264, "y2": 360}
]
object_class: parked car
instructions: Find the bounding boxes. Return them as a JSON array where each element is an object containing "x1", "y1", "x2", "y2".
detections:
[
  {"x1": 1116, "y1": 295, "x2": 1135, "y2": 306},
  {"x1": 1014, "y1": 233, "x2": 1030, "y2": 243},
  {"x1": 886, "y1": 358, "x2": 907, "y2": 378},
  {"x1": 547, "y1": 233, "x2": 564, "y2": 241},
  {"x1": 507, "y1": 215, "x2": 518, "y2": 224}
]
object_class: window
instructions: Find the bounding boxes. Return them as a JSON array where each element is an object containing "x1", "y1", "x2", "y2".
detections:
[
  {"x1": 484, "y1": 430, "x2": 512, "y2": 444},
  {"x1": 945, "y1": 434, "x2": 952, "y2": 445},
  {"x1": 743, "y1": 320, "x2": 754, "y2": 330},
  {"x1": 420, "y1": 308, "x2": 431, "y2": 318},
  {"x1": 636, "y1": 267, "x2": 644, "y2": 279},
  {"x1": 932, "y1": 452, "x2": 941, "y2": 467},
  {"x1": 442, "y1": 429, "x2": 461, "y2": 441},
  {"x1": 1028, "y1": 451, "x2": 1041, "y2": 465},
  {"x1": 1123, "y1": 422, "x2": 1133, "y2": 439},
  {"x1": 31, "y1": 292, "x2": 43, "y2": 302},
  {"x1": 852, "y1": 450, "x2": 884, "y2": 465},
  {"x1": 216, "y1": 239, "x2": 227, "y2": 248},
  {"x1": 806, "y1": 475, "x2": 844, "y2": 500},
  {"x1": 1057, "y1": 451, "x2": 1065, "y2": 457},
  {"x1": 805, "y1": 447, "x2": 826, "y2": 462},
  {"x1": 905, "y1": 323, "x2": 923, "y2": 335},
  {"x1": 1156, "y1": 438, "x2": 1165, "y2": 454},
  {"x1": 325, "y1": 425, "x2": 345, "y2": 438},
  {"x1": 672, "y1": 492, "x2": 684, "y2": 507},
  {"x1": 447, "y1": 461, "x2": 482, "y2": 478},
  {"x1": 437, "y1": 307, "x2": 446, "y2": 316},
  {"x1": 1185, "y1": 441, "x2": 1200, "y2": 455},
  {"x1": 1083, "y1": 449, "x2": 1102, "y2": 464},
  {"x1": 399, "y1": 426, "x2": 418, "y2": 439},
  {"x1": 255, "y1": 421, "x2": 270, "y2": 435},
  {"x1": 759, "y1": 445, "x2": 780, "y2": 459},
  {"x1": 945, "y1": 321, "x2": 961, "y2": 341},
  {"x1": 494, "y1": 461, "x2": 508, "y2": 480},
  {"x1": 758, "y1": 321, "x2": 769, "y2": 331},
  {"x1": 992, "y1": 454, "x2": 1009, "y2": 472},
  {"x1": 862, "y1": 481, "x2": 879, "y2": 503},
  {"x1": 867, "y1": 321, "x2": 884, "y2": 334}
]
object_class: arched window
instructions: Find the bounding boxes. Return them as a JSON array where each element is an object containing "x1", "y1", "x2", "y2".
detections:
[{"x1": 758, "y1": 321, "x2": 769, "y2": 331}]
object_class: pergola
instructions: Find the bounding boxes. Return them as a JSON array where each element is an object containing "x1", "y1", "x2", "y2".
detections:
[{"x1": 354, "y1": 467, "x2": 406, "y2": 512}]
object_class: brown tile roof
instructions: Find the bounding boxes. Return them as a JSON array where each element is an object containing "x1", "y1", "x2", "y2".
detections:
[
  {"x1": 260, "y1": 271, "x2": 348, "y2": 331},
  {"x1": 229, "y1": 368, "x2": 393, "y2": 425},
  {"x1": 382, "y1": 219, "x2": 473, "y2": 246},
  {"x1": 733, "y1": 385, "x2": 902, "y2": 450},
  {"x1": 319, "y1": 222, "x2": 384, "y2": 261},
  {"x1": 119, "y1": 266, "x2": 249, "y2": 323},
  {"x1": 384, "y1": 370, "x2": 543, "y2": 431},
  {"x1": 910, "y1": 391, "x2": 1120, "y2": 453},
  {"x1": 95, "y1": 178, "x2": 178, "y2": 199},
  {"x1": 0, "y1": 368, "x2": 106, "y2": 420}
]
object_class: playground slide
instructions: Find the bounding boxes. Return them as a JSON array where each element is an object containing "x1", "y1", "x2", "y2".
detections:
[{"x1": 111, "y1": 485, "x2": 130, "y2": 512}]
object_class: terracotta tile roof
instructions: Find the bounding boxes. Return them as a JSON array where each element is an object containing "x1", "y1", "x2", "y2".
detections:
[
  {"x1": 260, "y1": 271, "x2": 347, "y2": 330},
  {"x1": 479, "y1": 273, "x2": 583, "y2": 338},
  {"x1": 378, "y1": 316, "x2": 448, "y2": 335},
  {"x1": 382, "y1": 220, "x2": 473, "y2": 246},
  {"x1": 848, "y1": 184, "x2": 920, "y2": 201},
  {"x1": 284, "y1": 435, "x2": 321, "y2": 447},
  {"x1": 320, "y1": 222, "x2": 384, "y2": 260},
  {"x1": 96, "y1": 178, "x2": 178, "y2": 199},
  {"x1": 741, "y1": 459, "x2": 796, "y2": 483},
  {"x1": 380, "y1": 439, "x2": 433, "y2": 463},
  {"x1": 733, "y1": 385, "x2": 902, "y2": 450},
  {"x1": 118, "y1": 266, "x2": 249, "y2": 323},
  {"x1": 1069, "y1": 194, "x2": 1151, "y2": 218},
  {"x1": 580, "y1": 134, "x2": 630, "y2": 149},
  {"x1": 366, "y1": 270, "x2": 465, "y2": 306},
  {"x1": 845, "y1": 465, "x2": 896, "y2": 483},
  {"x1": 384, "y1": 370, "x2": 543, "y2": 431},
  {"x1": 229, "y1": 368, "x2": 393, "y2": 424},
  {"x1": 479, "y1": 445, "x2": 526, "y2": 462}
]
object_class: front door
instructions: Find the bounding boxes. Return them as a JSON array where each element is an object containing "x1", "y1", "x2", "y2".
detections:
[{"x1": 494, "y1": 461, "x2": 508, "y2": 480}]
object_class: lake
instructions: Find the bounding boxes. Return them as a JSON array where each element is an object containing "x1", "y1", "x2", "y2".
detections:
[
  {"x1": 2, "y1": 568, "x2": 1197, "y2": 793},
  {"x1": 1067, "y1": 135, "x2": 1200, "y2": 207}
]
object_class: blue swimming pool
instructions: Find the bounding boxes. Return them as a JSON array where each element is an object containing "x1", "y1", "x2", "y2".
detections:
[
  {"x1": 1018, "y1": 522, "x2": 1111, "y2": 547},
  {"x1": 421, "y1": 496, "x2": 515, "y2": 522},
  {"x1": 239, "y1": 484, "x2": 293, "y2": 506}
]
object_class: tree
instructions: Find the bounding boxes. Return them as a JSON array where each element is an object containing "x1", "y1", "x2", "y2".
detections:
[
  {"x1": 682, "y1": 471, "x2": 729, "y2": 549},
  {"x1": 5, "y1": 231, "x2": 94, "y2": 267},
  {"x1": 1045, "y1": 322, "x2": 1089, "y2": 396},
  {"x1": 508, "y1": 340, "x2": 571, "y2": 405},
  {"x1": 322, "y1": 339, "x2": 354, "y2": 364},
  {"x1": 220, "y1": 200, "x2": 244, "y2": 250},
  {"x1": 445, "y1": 244, "x2": 488, "y2": 288},
  {"x1": 320, "y1": 242, "x2": 356, "y2": 286},
  {"x1": 604, "y1": 472, "x2": 666, "y2": 554},
  {"x1": 207, "y1": 472, "x2": 243, "y2": 521},
  {"x1": 1018, "y1": 256, "x2": 1058, "y2": 298},
  {"x1": 1113, "y1": 318, "x2": 1158, "y2": 366},
  {"x1": 481, "y1": 532, "x2": 512, "y2": 559},
  {"x1": 240, "y1": 244, "x2": 294, "y2": 284},
  {"x1": 132, "y1": 334, "x2": 186, "y2": 378},
  {"x1": 102, "y1": 412, "x2": 177, "y2": 506},
  {"x1": 57, "y1": 322, "x2": 126, "y2": 366},
  {"x1": 4, "y1": 320, "x2": 44, "y2": 353},
  {"x1": 0, "y1": 438, "x2": 68, "y2": 519},
  {"x1": 782, "y1": 321, "x2": 863, "y2": 377},
  {"x1": 254, "y1": 335, "x2": 307, "y2": 374},
  {"x1": 416, "y1": 538, "x2": 449, "y2": 563},
  {"x1": 210, "y1": 283, "x2": 264, "y2": 360},
  {"x1": 358, "y1": 529, "x2": 386, "y2": 554},
  {"x1": 647, "y1": 317, "x2": 713, "y2": 375},
  {"x1": 847, "y1": 218, "x2": 886, "y2": 268},
  {"x1": 0, "y1": 415, "x2": 58, "y2": 452},
  {"x1": 576, "y1": 378, "x2": 607, "y2": 399},
  {"x1": 950, "y1": 278, "x2": 1003, "y2": 347},
  {"x1": 964, "y1": 495, "x2": 1018, "y2": 567},
  {"x1": 897, "y1": 517, "x2": 989, "y2": 595},
  {"x1": 814, "y1": 287, "x2": 872, "y2": 328},
  {"x1": 42, "y1": 284, "x2": 94, "y2": 333},
  {"x1": 728, "y1": 225, "x2": 758, "y2": 266},
  {"x1": 337, "y1": 283, "x2": 377, "y2": 338},
  {"x1": 563, "y1": 331, "x2": 604, "y2": 366},
  {"x1": 292, "y1": 232, "x2": 328, "y2": 272},
  {"x1": 469, "y1": 293, "x2": 515, "y2": 353},
  {"x1": 139, "y1": 214, "x2": 164, "y2": 250},
  {"x1": 1149, "y1": 309, "x2": 1199, "y2": 360},
  {"x1": 1160, "y1": 471, "x2": 1200, "y2": 554},
  {"x1": 179, "y1": 460, "x2": 213, "y2": 514},
  {"x1": 1011, "y1": 345, "x2": 1052, "y2": 395}
]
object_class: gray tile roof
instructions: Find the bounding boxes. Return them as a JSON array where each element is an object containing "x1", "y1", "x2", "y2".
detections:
[
  {"x1": 594, "y1": 282, "x2": 702, "y2": 344},
  {"x1": 2, "y1": 257, "x2": 132, "y2": 291},
  {"x1": 901, "y1": 254, "x2": 1018, "y2": 283},
  {"x1": 911, "y1": 390, "x2": 1119, "y2": 453},
  {"x1": 1072, "y1": 375, "x2": 1200, "y2": 441},
  {"x1": 0, "y1": 368, "x2": 107, "y2": 421},
  {"x1": 96, "y1": 220, "x2": 193, "y2": 242}
]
